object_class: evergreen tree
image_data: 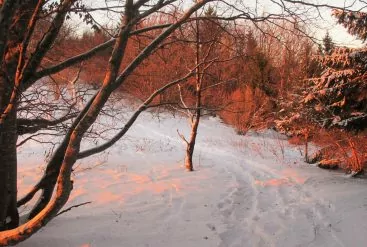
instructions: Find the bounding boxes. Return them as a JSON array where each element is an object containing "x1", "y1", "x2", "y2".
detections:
[
  {"x1": 322, "y1": 31, "x2": 335, "y2": 55},
  {"x1": 304, "y1": 47, "x2": 367, "y2": 130},
  {"x1": 276, "y1": 10, "x2": 367, "y2": 132},
  {"x1": 333, "y1": 9, "x2": 367, "y2": 41}
]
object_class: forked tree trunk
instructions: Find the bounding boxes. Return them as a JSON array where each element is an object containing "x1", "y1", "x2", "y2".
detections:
[{"x1": 0, "y1": 77, "x2": 19, "y2": 230}]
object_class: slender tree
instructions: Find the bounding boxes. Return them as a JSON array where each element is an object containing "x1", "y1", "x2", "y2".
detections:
[{"x1": 177, "y1": 6, "x2": 224, "y2": 171}]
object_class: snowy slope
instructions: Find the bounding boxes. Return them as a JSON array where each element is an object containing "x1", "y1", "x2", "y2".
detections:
[{"x1": 16, "y1": 109, "x2": 367, "y2": 247}]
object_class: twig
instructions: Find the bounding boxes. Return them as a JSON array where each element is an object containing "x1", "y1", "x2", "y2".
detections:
[
  {"x1": 56, "y1": 201, "x2": 92, "y2": 216},
  {"x1": 177, "y1": 129, "x2": 188, "y2": 144}
]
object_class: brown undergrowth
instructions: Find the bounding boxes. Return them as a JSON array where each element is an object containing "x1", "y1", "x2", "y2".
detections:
[{"x1": 288, "y1": 125, "x2": 367, "y2": 175}]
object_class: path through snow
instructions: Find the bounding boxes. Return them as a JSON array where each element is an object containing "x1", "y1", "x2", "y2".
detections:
[{"x1": 17, "y1": 111, "x2": 367, "y2": 247}]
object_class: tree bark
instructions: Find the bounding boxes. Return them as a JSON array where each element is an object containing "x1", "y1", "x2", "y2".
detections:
[
  {"x1": 185, "y1": 119, "x2": 199, "y2": 171},
  {"x1": 185, "y1": 88, "x2": 201, "y2": 172},
  {"x1": 0, "y1": 1, "x2": 47, "y2": 225},
  {"x1": 0, "y1": 76, "x2": 19, "y2": 230}
]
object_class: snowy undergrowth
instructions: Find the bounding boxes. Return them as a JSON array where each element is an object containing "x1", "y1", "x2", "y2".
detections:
[{"x1": 17, "y1": 107, "x2": 367, "y2": 247}]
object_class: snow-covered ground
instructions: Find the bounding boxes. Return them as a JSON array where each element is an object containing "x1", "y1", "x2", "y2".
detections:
[{"x1": 16, "y1": 108, "x2": 367, "y2": 247}]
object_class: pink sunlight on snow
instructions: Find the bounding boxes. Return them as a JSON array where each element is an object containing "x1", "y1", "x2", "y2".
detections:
[{"x1": 16, "y1": 111, "x2": 367, "y2": 247}]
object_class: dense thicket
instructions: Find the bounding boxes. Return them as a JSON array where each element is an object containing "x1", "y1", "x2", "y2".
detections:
[{"x1": 275, "y1": 9, "x2": 367, "y2": 173}]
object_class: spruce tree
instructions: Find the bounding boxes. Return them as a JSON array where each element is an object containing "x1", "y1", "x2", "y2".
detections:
[
  {"x1": 276, "y1": 10, "x2": 367, "y2": 132},
  {"x1": 333, "y1": 9, "x2": 367, "y2": 41},
  {"x1": 322, "y1": 31, "x2": 335, "y2": 55}
]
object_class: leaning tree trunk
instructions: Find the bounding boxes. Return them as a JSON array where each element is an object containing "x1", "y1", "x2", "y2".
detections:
[
  {"x1": 0, "y1": 77, "x2": 19, "y2": 230},
  {"x1": 19, "y1": 96, "x2": 96, "y2": 219}
]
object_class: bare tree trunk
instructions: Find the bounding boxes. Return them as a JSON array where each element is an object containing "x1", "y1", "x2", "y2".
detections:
[
  {"x1": 0, "y1": 77, "x2": 19, "y2": 230},
  {"x1": 184, "y1": 16, "x2": 201, "y2": 172},
  {"x1": 184, "y1": 145, "x2": 194, "y2": 171},
  {"x1": 304, "y1": 128, "x2": 309, "y2": 163},
  {"x1": 0, "y1": 0, "x2": 43, "y2": 228},
  {"x1": 185, "y1": 108, "x2": 201, "y2": 171}
]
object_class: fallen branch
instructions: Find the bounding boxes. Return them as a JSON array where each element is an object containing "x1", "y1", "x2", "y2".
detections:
[{"x1": 56, "y1": 201, "x2": 92, "y2": 217}]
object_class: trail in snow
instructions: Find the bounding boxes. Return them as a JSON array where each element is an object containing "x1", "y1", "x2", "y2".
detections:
[{"x1": 16, "y1": 110, "x2": 367, "y2": 247}]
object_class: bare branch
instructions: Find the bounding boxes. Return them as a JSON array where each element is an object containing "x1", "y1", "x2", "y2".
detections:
[
  {"x1": 177, "y1": 129, "x2": 189, "y2": 144},
  {"x1": 78, "y1": 70, "x2": 195, "y2": 159},
  {"x1": 32, "y1": 24, "x2": 172, "y2": 82}
]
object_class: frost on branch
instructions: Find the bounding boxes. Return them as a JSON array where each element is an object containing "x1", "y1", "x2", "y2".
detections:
[{"x1": 303, "y1": 47, "x2": 367, "y2": 130}]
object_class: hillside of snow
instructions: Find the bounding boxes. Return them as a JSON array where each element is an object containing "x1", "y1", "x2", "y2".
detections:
[{"x1": 16, "y1": 107, "x2": 367, "y2": 247}]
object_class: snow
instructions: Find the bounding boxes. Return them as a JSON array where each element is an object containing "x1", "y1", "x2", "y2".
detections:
[{"x1": 16, "y1": 108, "x2": 367, "y2": 247}]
